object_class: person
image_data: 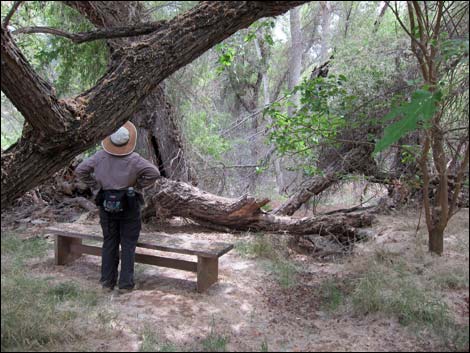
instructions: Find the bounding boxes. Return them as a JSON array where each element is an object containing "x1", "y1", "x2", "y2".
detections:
[{"x1": 75, "y1": 121, "x2": 160, "y2": 293}]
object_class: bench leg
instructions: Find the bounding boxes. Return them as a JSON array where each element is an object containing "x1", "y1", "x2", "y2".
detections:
[
  {"x1": 55, "y1": 235, "x2": 83, "y2": 265},
  {"x1": 197, "y1": 257, "x2": 218, "y2": 293}
]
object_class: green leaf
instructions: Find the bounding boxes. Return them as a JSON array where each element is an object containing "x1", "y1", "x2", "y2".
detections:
[
  {"x1": 244, "y1": 32, "x2": 256, "y2": 43},
  {"x1": 264, "y1": 34, "x2": 274, "y2": 46},
  {"x1": 374, "y1": 89, "x2": 441, "y2": 153}
]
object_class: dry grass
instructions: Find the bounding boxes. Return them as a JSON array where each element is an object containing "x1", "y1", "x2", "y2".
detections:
[
  {"x1": 1, "y1": 232, "x2": 116, "y2": 352},
  {"x1": 337, "y1": 208, "x2": 470, "y2": 351}
]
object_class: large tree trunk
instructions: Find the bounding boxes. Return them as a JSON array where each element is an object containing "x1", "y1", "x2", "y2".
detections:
[
  {"x1": 146, "y1": 178, "x2": 373, "y2": 241},
  {"x1": 133, "y1": 84, "x2": 194, "y2": 182},
  {"x1": 1, "y1": 1, "x2": 307, "y2": 209}
]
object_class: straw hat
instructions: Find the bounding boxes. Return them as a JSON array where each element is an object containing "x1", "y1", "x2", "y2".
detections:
[{"x1": 101, "y1": 121, "x2": 137, "y2": 156}]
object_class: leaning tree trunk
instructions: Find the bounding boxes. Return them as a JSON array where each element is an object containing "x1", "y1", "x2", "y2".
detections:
[
  {"x1": 1, "y1": 1, "x2": 308, "y2": 209},
  {"x1": 273, "y1": 139, "x2": 378, "y2": 216}
]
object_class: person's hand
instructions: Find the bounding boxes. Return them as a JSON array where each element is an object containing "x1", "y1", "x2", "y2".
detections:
[{"x1": 91, "y1": 188, "x2": 100, "y2": 198}]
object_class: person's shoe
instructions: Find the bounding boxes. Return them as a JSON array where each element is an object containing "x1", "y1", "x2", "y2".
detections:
[
  {"x1": 101, "y1": 285, "x2": 114, "y2": 293},
  {"x1": 117, "y1": 288, "x2": 133, "y2": 295}
]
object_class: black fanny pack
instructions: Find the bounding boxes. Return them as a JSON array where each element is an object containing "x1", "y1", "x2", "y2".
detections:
[
  {"x1": 102, "y1": 190, "x2": 127, "y2": 213},
  {"x1": 95, "y1": 189, "x2": 143, "y2": 213}
]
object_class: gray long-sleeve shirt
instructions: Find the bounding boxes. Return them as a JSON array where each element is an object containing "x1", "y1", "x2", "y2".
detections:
[{"x1": 75, "y1": 150, "x2": 161, "y2": 191}]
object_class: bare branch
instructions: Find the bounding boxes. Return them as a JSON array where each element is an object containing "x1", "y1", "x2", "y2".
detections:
[
  {"x1": 2, "y1": 1, "x2": 23, "y2": 29},
  {"x1": 385, "y1": 1, "x2": 429, "y2": 80},
  {"x1": 449, "y1": 142, "x2": 470, "y2": 217}
]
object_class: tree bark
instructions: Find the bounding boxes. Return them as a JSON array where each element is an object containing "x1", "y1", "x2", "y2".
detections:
[
  {"x1": 132, "y1": 84, "x2": 194, "y2": 182},
  {"x1": 319, "y1": 1, "x2": 331, "y2": 62},
  {"x1": 428, "y1": 227, "x2": 444, "y2": 255},
  {"x1": 1, "y1": 1, "x2": 307, "y2": 208},
  {"x1": 288, "y1": 7, "x2": 302, "y2": 115}
]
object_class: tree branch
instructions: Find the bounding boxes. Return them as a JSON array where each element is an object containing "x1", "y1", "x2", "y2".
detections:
[
  {"x1": 0, "y1": 28, "x2": 74, "y2": 135},
  {"x1": 449, "y1": 142, "x2": 470, "y2": 217},
  {"x1": 13, "y1": 21, "x2": 168, "y2": 44}
]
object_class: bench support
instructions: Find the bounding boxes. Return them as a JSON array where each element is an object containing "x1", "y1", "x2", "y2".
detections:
[
  {"x1": 55, "y1": 235, "x2": 82, "y2": 265},
  {"x1": 197, "y1": 256, "x2": 218, "y2": 293}
]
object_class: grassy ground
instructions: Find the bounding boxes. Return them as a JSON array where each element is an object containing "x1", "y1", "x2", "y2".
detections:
[
  {"x1": 1, "y1": 209, "x2": 469, "y2": 351},
  {"x1": 234, "y1": 211, "x2": 469, "y2": 352},
  {"x1": 1, "y1": 232, "x2": 114, "y2": 352},
  {"x1": 235, "y1": 233, "x2": 300, "y2": 289}
]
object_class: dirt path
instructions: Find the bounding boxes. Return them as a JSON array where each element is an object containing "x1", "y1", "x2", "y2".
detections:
[{"x1": 23, "y1": 209, "x2": 469, "y2": 351}]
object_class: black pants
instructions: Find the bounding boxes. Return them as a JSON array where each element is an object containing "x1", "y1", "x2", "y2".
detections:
[{"x1": 99, "y1": 207, "x2": 141, "y2": 289}]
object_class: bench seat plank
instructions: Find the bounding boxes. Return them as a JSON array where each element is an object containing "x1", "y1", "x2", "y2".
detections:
[{"x1": 46, "y1": 226, "x2": 233, "y2": 258}]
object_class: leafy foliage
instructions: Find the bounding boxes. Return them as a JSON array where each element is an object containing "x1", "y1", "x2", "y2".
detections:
[
  {"x1": 374, "y1": 89, "x2": 443, "y2": 153},
  {"x1": 215, "y1": 44, "x2": 236, "y2": 74},
  {"x1": 12, "y1": 2, "x2": 108, "y2": 97},
  {"x1": 185, "y1": 111, "x2": 231, "y2": 160},
  {"x1": 214, "y1": 19, "x2": 274, "y2": 75},
  {"x1": 265, "y1": 74, "x2": 352, "y2": 174}
]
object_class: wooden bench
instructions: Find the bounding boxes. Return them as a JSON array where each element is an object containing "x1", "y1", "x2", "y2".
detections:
[{"x1": 45, "y1": 227, "x2": 233, "y2": 293}]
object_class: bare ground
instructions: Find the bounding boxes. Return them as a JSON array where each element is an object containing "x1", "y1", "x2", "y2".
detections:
[{"x1": 4, "y1": 208, "x2": 470, "y2": 352}]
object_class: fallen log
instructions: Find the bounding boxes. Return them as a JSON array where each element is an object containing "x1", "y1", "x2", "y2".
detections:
[
  {"x1": 272, "y1": 142, "x2": 377, "y2": 216},
  {"x1": 145, "y1": 178, "x2": 374, "y2": 242}
]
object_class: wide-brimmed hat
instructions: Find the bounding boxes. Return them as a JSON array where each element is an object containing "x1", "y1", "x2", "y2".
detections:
[{"x1": 101, "y1": 121, "x2": 137, "y2": 156}]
